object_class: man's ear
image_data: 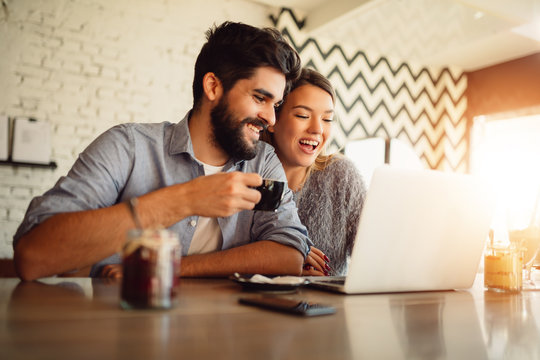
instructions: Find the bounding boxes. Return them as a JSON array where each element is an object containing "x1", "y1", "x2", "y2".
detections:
[
  {"x1": 202, "y1": 72, "x2": 223, "y2": 102},
  {"x1": 267, "y1": 125, "x2": 275, "y2": 133}
]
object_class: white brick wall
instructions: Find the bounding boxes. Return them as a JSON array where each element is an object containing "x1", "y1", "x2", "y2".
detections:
[{"x1": 0, "y1": 0, "x2": 274, "y2": 258}]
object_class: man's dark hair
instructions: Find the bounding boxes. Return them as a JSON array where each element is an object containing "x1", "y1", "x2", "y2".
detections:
[{"x1": 192, "y1": 21, "x2": 301, "y2": 110}]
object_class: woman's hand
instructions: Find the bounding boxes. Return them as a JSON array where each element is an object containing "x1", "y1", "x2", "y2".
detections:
[
  {"x1": 302, "y1": 246, "x2": 331, "y2": 276},
  {"x1": 99, "y1": 264, "x2": 123, "y2": 279}
]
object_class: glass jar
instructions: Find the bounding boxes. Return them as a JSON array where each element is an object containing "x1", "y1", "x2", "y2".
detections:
[
  {"x1": 484, "y1": 241, "x2": 522, "y2": 293},
  {"x1": 120, "y1": 228, "x2": 181, "y2": 309}
]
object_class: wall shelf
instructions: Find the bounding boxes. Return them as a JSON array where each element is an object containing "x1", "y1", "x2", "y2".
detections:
[{"x1": 0, "y1": 160, "x2": 57, "y2": 169}]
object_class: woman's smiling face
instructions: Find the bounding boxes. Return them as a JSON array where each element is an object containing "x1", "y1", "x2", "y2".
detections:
[{"x1": 270, "y1": 84, "x2": 334, "y2": 169}]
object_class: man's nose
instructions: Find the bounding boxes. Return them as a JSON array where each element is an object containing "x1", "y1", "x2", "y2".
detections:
[{"x1": 258, "y1": 105, "x2": 276, "y2": 127}]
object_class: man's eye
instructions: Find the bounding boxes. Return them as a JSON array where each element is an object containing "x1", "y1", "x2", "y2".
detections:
[
  {"x1": 324, "y1": 118, "x2": 334, "y2": 122},
  {"x1": 254, "y1": 95, "x2": 264, "y2": 103}
]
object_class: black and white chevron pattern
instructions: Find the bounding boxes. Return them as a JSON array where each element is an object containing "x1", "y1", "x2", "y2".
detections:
[{"x1": 271, "y1": 8, "x2": 468, "y2": 172}]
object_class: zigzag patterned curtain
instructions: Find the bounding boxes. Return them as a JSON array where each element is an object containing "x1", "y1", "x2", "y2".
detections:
[{"x1": 271, "y1": 8, "x2": 469, "y2": 172}]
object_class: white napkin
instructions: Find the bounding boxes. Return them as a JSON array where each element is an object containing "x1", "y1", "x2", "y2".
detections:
[{"x1": 249, "y1": 274, "x2": 306, "y2": 285}]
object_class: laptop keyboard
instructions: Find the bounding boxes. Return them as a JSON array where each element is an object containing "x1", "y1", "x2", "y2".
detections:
[{"x1": 314, "y1": 277, "x2": 345, "y2": 285}]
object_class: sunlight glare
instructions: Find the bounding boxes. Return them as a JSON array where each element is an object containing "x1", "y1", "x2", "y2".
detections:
[{"x1": 472, "y1": 114, "x2": 540, "y2": 231}]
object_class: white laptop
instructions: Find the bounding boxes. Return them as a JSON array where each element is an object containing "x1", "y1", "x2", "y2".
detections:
[{"x1": 308, "y1": 165, "x2": 494, "y2": 294}]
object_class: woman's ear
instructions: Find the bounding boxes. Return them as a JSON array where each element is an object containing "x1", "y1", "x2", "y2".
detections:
[
  {"x1": 202, "y1": 72, "x2": 223, "y2": 102},
  {"x1": 267, "y1": 125, "x2": 275, "y2": 133}
]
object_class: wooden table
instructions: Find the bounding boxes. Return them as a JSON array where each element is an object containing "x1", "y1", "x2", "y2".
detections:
[{"x1": 1, "y1": 276, "x2": 540, "y2": 359}]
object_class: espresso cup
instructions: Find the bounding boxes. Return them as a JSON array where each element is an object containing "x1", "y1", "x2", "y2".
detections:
[{"x1": 253, "y1": 179, "x2": 285, "y2": 211}]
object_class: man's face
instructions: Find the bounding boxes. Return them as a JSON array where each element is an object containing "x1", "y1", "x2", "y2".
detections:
[{"x1": 210, "y1": 66, "x2": 286, "y2": 160}]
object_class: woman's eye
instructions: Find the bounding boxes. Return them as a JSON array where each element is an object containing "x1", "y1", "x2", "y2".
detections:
[
  {"x1": 295, "y1": 114, "x2": 309, "y2": 119},
  {"x1": 324, "y1": 118, "x2": 334, "y2": 123}
]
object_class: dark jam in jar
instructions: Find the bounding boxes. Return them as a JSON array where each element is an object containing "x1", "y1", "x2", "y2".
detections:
[{"x1": 120, "y1": 229, "x2": 181, "y2": 309}]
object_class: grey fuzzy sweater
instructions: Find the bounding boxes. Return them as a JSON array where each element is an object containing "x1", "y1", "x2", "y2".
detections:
[{"x1": 293, "y1": 155, "x2": 367, "y2": 276}]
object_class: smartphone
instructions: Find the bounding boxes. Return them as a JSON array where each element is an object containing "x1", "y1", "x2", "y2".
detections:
[{"x1": 238, "y1": 296, "x2": 336, "y2": 317}]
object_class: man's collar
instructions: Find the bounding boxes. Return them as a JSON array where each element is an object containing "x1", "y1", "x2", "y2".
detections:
[
  {"x1": 168, "y1": 110, "x2": 246, "y2": 167},
  {"x1": 168, "y1": 111, "x2": 194, "y2": 156}
]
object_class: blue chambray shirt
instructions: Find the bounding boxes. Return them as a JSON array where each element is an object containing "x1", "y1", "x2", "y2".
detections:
[{"x1": 13, "y1": 112, "x2": 311, "y2": 277}]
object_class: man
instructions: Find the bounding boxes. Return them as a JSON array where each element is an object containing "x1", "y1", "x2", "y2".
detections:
[{"x1": 13, "y1": 21, "x2": 310, "y2": 281}]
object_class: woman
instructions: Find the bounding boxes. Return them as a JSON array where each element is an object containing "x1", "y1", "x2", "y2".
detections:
[{"x1": 262, "y1": 68, "x2": 367, "y2": 276}]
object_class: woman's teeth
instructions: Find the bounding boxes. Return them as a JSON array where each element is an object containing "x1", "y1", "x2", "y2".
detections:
[{"x1": 299, "y1": 139, "x2": 319, "y2": 149}]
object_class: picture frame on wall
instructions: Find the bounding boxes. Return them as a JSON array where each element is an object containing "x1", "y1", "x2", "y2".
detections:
[{"x1": 11, "y1": 117, "x2": 51, "y2": 165}]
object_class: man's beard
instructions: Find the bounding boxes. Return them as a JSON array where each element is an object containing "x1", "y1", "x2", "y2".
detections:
[{"x1": 210, "y1": 98, "x2": 265, "y2": 161}]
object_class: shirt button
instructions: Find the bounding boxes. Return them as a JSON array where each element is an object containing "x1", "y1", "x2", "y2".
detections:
[{"x1": 190, "y1": 220, "x2": 197, "y2": 227}]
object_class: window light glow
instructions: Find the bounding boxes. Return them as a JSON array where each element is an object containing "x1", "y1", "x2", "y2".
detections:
[{"x1": 471, "y1": 114, "x2": 540, "y2": 231}]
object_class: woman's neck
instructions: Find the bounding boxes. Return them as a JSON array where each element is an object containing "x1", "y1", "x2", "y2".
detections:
[{"x1": 283, "y1": 164, "x2": 309, "y2": 192}]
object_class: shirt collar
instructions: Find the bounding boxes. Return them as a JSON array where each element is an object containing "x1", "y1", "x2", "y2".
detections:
[
  {"x1": 168, "y1": 110, "x2": 246, "y2": 168},
  {"x1": 168, "y1": 111, "x2": 194, "y2": 156}
]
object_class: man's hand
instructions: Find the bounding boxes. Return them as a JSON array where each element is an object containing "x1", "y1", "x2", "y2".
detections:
[
  {"x1": 99, "y1": 264, "x2": 123, "y2": 279},
  {"x1": 184, "y1": 172, "x2": 262, "y2": 217}
]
